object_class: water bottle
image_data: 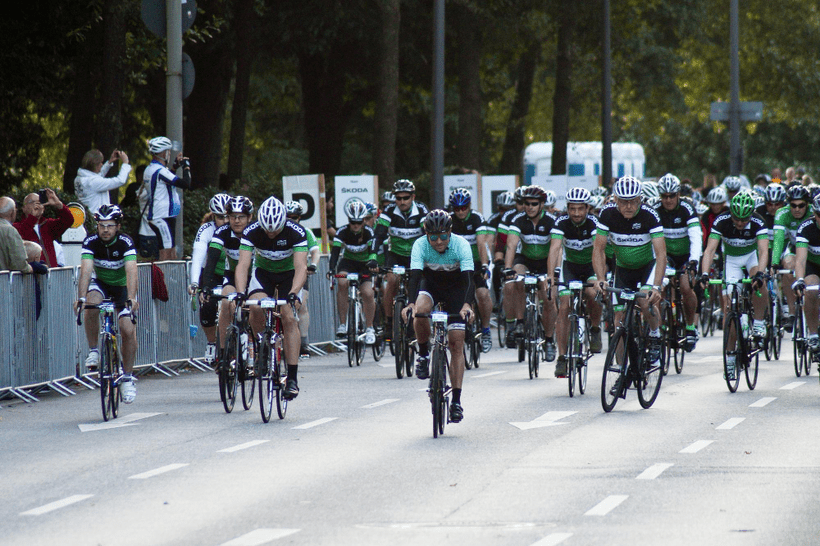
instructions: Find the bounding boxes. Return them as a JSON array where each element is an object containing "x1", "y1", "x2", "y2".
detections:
[
  {"x1": 740, "y1": 314, "x2": 750, "y2": 339},
  {"x1": 241, "y1": 332, "x2": 249, "y2": 362}
]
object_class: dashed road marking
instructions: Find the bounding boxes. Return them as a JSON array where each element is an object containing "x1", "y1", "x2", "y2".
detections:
[
  {"x1": 218, "y1": 440, "x2": 269, "y2": 453},
  {"x1": 220, "y1": 528, "x2": 300, "y2": 546},
  {"x1": 750, "y1": 397, "x2": 777, "y2": 407},
  {"x1": 78, "y1": 412, "x2": 163, "y2": 432},
  {"x1": 716, "y1": 417, "x2": 745, "y2": 430},
  {"x1": 530, "y1": 532, "x2": 573, "y2": 546},
  {"x1": 471, "y1": 370, "x2": 508, "y2": 378},
  {"x1": 128, "y1": 463, "x2": 188, "y2": 480},
  {"x1": 361, "y1": 399, "x2": 399, "y2": 409},
  {"x1": 584, "y1": 495, "x2": 628, "y2": 516},
  {"x1": 292, "y1": 417, "x2": 337, "y2": 430},
  {"x1": 679, "y1": 440, "x2": 714, "y2": 454},
  {"x1": 780, "y1": 382, "x2": 805, "y2": 390},
  {"x1": 20, "y1": 494, "x2": 93, "y2": 516},
  {"x1": 636, "y1": 463, "x2": 673, "y2": 480}
]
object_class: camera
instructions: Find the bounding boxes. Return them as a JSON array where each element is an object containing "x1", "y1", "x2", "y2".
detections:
[{"x1": 38, "y1": 189, "x2": 48, "y2": 204}]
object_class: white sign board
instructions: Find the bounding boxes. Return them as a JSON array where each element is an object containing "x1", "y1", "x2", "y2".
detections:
[
  {"x1": 335, "y1": 175, "x2": 378, "y2": 228},
  {"x1": 481, "y1": 175, "x2": 518, "y2": 216},
  {"x1": 443, "y1": 174, "x2": 481, "y2": 212},
  {"x1": 282, "y1": 175, "x2": 322, "y2": 231},
  {"x1": 531, "y1": 175, "x2": 600, "y2": 211}
]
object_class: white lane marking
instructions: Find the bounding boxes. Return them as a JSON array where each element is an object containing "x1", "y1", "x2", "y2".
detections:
[
  {"x1": 360, "y1": 398, "x2": 399, "y2": 409},
  {"x1": 636, "y1": 463, "x2": 673, "y2": 480},
  {"x1": 218, "y1": 440, "x2": 270, "y2": 453},
  {"x1": 471, "y1": 370, "x2": 508, "y2": 378},
  {"x1": 220, "y1": 528, "x2": 300, "y2": 546},
  {"x1": 584, "y1": 495, "x2": 628, "y2": 516},
  {"x1": 679, "y1": 440, "x2": 714, "y2": 454},
  {"x1": 128, "y1": 463, "x2": 189, "y2": 480},
  {"x1": 20, "y1": 494, "x2": 93, "y2": 516},
  {"x1": 750, "y1": 397, "x2": 777, "y2": 407},
  {"x1": 689, "y1": 356, "x2": 724, "y2": 363},
  {"x1": 292, "y1": 417, "x2": 337, "y2": 430},
  {"x1": 78, "y1": 412, "x2": 163, "y2": 432},
  {"x1": 716, "y1": 417, "x2": 745, "y2": 430},
  {"x1": 530, "y1": 532, "x2": 574, "y2": 546},
  {"x1": 780, "y1": 382, "x2": 805, "y2": 390},
  {"x1": 510, "y1": 411, "x2": 577, "y2": 431}
]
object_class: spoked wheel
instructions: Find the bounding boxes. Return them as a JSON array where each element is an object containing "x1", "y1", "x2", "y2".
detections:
[
  {"x1": 660, "y1": 302, "x2": 672, "y2": 376},
  {"x1": 99, "y1": 334, "x2": 114, "y2": 421},
  {"x1": 772, "y1": 297, "x2": 783, "y2": 361},
  {"x1": 464, "y1": 325, "x2": 474, "y2": 370},
  {"x1": 355, "y1": 303, "x2": 366, "y2": 366},
  {"x1": 700, "y1": 293, "x2": 713, "y2": 337},
  {"x1": 347, "y1": 303, "x2": 357, "y2": 368},
  {"x1": 526, "y1": 307, "x2": 536, "y2": 378},
  {"x1": 241, "y1": 333, "x2": 256, "y2": 411},
  {"x1": 745, "y1": 340, "x2": 759, "y2": 391},
  {"x1": 394, "y1": 299, "x2": 405, "y2": 378},
  {"x1": 258, "y1": 333, "x2": 275, "y2": 423},
  {"x1": 372, "y1": 317, "x2": 386, "y2": 361},
  {"x1": 602, "y1": 328, "x2": 628, "y2": 412},
  {"x1": 793, "y1": 309, "x2": 805, "y2": 377},
  {"x1": 723, "y1": 313, "x2": 741, "y2": 393},
  {"x1": 637, "y1": 323, "x2": 664, "y2": 409},
  {"x1": 674, "y1": 304, "x2": 686, "y2": 374},
  {"x1": 430, "y1": 344, "x2": 446, "y2": 438},
  {"x1": 220, "y1": 330, "x2": 238, "y2": 414},
  {"x1": 496, "y1": 306, "x2": 506, "y2": 348},
  {"x1": 274, "y1": 326, "x2": 287, "y2": 420},
  {"x1": 568, "y1": 316, "x2": 579, "y2": 397},
  {"x1": 405, "y1": 340, "x2": 415, "y2": 378},
  {"x1": 578, "y1": 322, "x2": 589, "y2": 394}
]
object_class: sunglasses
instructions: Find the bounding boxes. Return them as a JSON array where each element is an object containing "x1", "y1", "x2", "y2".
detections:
[
  {"x1": 453, "y1": 205, "x2": 469, "y2": 212},
  {"x1": 428, "y1": 232, "x2": 450, "y2": 242},
  {"x1": 395, "y1": 195, "x2": 412, "y2": 202},
  {"x1": 349, "y1": 220, "x2": 363, "y2": 225},
  {"x1": 214, "y1": 214, "x2": 227, "y2": 220},
  {"x1": 524, "y1": 201, "x2": 541, "y2": 207},
  {"x1": 98, "y1": 222, "x2": 118, "y2": 229},
  {"x1": 661, "y1": 193, "x2": 677, "y2": 199},
  {"x1": 791, "y1": 202, "x2": 807, "y2": 209}
]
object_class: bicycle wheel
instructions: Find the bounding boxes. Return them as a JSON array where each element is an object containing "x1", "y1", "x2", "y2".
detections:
[
  {"x1": 98, "y1": 333, "x2": 114, "y2": 421},
  {"x1": 405, "y1": 338, "x2": 415, "y2": 378},
  {"x1": 772, "y1": 296, "x2": 782, "y2": 361},
  {"x1": 568, "y1": 315, "x2": 578, "y2": 397},
  {"x1": 241, "y1": 332, "x2": 256, "y2": 411},
  {"x1": 496, "y1": 294, "x2": 506, "y2": 347},
  {"x1": 393, "y1": 298, "x2": 405, "y2": 378},
  {"x1": 220, "y1": 329, "x2": 238, "y2": 413},
  {"x1": 430, "y1": 342, "x2": 445, "y2": 438},
  {"x1": 723, "y1": 313, "x2": 741, "y2": 393},
  {"x1": 372, "y1": 304, "x2": 386, "y2": 361},
  {"x1": 700, "y1": 291, "x2": 712, "y2": 336},
  {"x1": 578, "y1": 319, "x2": 589, "y2": 395},
  {"x1": 258, "y1": 333, "x2": 274, "y2": 423},
  {"x1": 793, "y1": 308, "x2": 804, "y2": 377},
  {"x1": 355, "y1": 302, "x2": 366, "y2": 366},
  {"x1": 745, "y1": 339, "x2": 759, "y2": 390},
  {"x1": 274, "y1": 325, "x2": 287, "y2": 419},
  {"x1": 472, "y1": 325, "x2": 481, "y2": 369},
  {"x1": 674, "y1": 303, "x2": 686, "y2": 374},
  {"x1": 347, "y1": 300, "x2": 357, "y2": 367},
  {"x1": 660, "y1": 301, "x2": 672, "y2": 376},
  {"x1": 464, "y1": 323, "x2": 474, "y2": 370},
  {"x1": 526, "y1": 307, "x2": 536, "y2": 378},
  {"x1": 601, "y1": 328, "x2": 628, "y2": 412},
  {"x1": 637, "y1": 322, "x2": 664, "y2": 409}
]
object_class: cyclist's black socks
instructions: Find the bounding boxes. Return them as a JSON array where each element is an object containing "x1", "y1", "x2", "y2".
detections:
[
  {"x1": 452, "y1": 388, "x2": 461, "y2": 404},
  {"x1": 418, "y1": 342, "x2": 429, "y2": 357},
  {"x1": 287, "y1": 365, "x2": 298, "y2": 381}
]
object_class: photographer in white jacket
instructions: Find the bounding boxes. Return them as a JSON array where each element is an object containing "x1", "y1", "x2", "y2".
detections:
[{"x1": 74, "y1": 149, "x2": 131, "y2": 215}]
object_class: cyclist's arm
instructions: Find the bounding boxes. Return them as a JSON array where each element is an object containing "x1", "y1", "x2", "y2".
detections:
[
  {"x1": 291, "y1": 249, "x2": 308, "y2": 297},
  {"x1": 504, "y1": 232, "x2": 520, "y2": 269},
  {"x1": 476, "y1": 232, "x2": 491, "y2": 266},
  {"x1": 77, "y1": 258, "x2": 94, "y2": 300},
  {"x1": 756, "y1": 232, "x2": 769, "y2": 271},
  {"x1": 328, "y1": 241, "x2": 343, "y2": 272},
  {"x1": 373, "y1": 215, "x2": 390, "y2": 251},
  {"x1": 547, "y1": 235, "x2": 563, "y2": 279},
  {"x1": 234, "y1": 247, "x2": 253, "y2": 294},
  {"x1": 794, "y1": 245, "x2": 808, "y2": 280},
  {"x1": 771, "y1": 214, "x2": 787, "y2": 265},
  {"x1": 651, "y1": 236, "x2": 666, "y2": 289},
  {"x1": 701, "y1": 235, "x2": 721, "y2": 276},
  {"x1": 125, "y1": 258, "x2": 138, "y2": 312},
  {"x1": 592, "y1": 232, "x2": 608, "y2": 282},
  {"x1": 687, "y1": 218, "x2": 702, "y2": 264},
  {"x1": 200, "y1": 245, "x2": 223, "y2": 292},
  {"x1": 189, "y1": 232, "x2": 211, "y2": 286}
]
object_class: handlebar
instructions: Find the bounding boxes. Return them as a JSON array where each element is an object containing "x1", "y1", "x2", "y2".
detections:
[{"x1": 76, "y1": 300, "x2": 136, "y2": 326}]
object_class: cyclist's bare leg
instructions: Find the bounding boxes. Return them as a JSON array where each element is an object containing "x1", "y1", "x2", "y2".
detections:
[
  {"x1": 680, "y1": 274, "x2": 698, "y2": 326},
  {"x1": 504, "y1": 264, "x2": 528, "y2": 321},
  {"x1": 539, "y1": 281, "x2": 556, "y2": 337},
  {"x1": 448, "y1": 329, "x2": 466, "y2": 390},
  {"x1": 83, "y1": 290, "x2": 103, "y2": 349},
  {"x1": 336, "y1": 275, "x2": 349, "y2": 323},
  {"x1": 750, "y1": 265, "x2": 768, "y2": 320},
  {"x1": 637, "y1": 294, "x2": 660, "y2": 330},
  {"x1": 585, "y1": 286, "x2": 602, "y2": 325},
  {"x1": 118, "y1": 314, "x2": 136, "y2": 375},
  {"x1": 804, "y1": 274, "x2": 820, "y2": 334},
  {"x1": 280, "y1": 303, "x2": 301, "y2": 366},
  {"x1": 248, "y1": 292, "x2": 267, "y2": 341},
  {"x1": 384, "y1": 273, "x2": 398, "y2": 319},
  {"x1": 781, "y1": 255, "x2": 796, "y2": 316},
  {"x1": 217, "y1": 284, "x2": 236, "y2": 351},
  {"x1": 476, "y1": 287, "x2": 492, "y2": 328},
  {"x1": 412, "y1": 294, "x2": 433, "y2": 346},
  {"x1": 298, "y1": 289, "x2": 310, "y2": 337},
  {"x1": 361, "y1": 281, "x2": 375, "y2": 328},
  {"x1": 204, "y1": 325, "x2": 216, "y2": 344},
  {"x1": 556, "y1": 294, "x2": 570, "y2": 356},
  {"x1": 722, "y1": 293, "x2": 736, "y2": 348}
]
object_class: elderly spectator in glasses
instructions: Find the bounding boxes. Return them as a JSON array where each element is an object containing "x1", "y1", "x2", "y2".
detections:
[
  {"x1": 0, "y1": 197, "x2": 32, "y2": 273},
  {"x1": 74, "y1": 148, "x2": 131, "y2": 216},
  {"x1": 13, "y1": 189, "x2": 74, "y2": 268}
]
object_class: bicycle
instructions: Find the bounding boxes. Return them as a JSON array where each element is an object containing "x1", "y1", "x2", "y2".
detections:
[
  {"x1": 520, "y1": 273, "x2": 547, "y2": 378},
  {"x1": 464, "y1": 299, "x2": 481, "y2": 370},
  {"x1": 77, "y1": 299, "x2": 134, "y2": 422},
  {"x1": 415, "y1": 306, "x2": 470, "y2": 439},
  {"x1": 371, "y1": 270, "x2": 387, "y2": 362},
  {"x1": 714, "y1": 277, "x2": 762, "y2": 393},
  {"x1": 661, "y1": 265, "x2": 693, "y2": 375},
  {"x1": 244, "y1": 298, "x2": 297, "y2": 423},
  {"x1": 207, "y1": 290, "x2": 255, "y2": 413},
  {"x1": 390, "y1": 265, "x2": 414, "y2": 379},
  {"x1": 764, "y1": 269, "x2": 790, "y2": 362},
  {"x1": 559, "y1": 279, "x2": 596, "y2": 397},
  {"x1": 600, "y1": 287, "x2": 664, "y2": 412},
  {"x1": 791, "y1": 284, "x2": 815, "y2": 378},
  {"x1": 700, "y1": 261, "x2": 722, "y2": 337},
  {"x1": 335, "y1": 272, "x2": 367, "y2": 367}
]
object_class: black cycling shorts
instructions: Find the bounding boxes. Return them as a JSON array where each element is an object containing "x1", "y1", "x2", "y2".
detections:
[
  {"x1": 472, "y1": 261, "x2": 488, "y2": 290},
  {"x1": 805, "y1": 261, "x2": 820, "y2": 279},
  {"x1": 418, "y1": 276, "x2": 468, "y2": 330},
  {"x1": 200, "y1": 295, "x2": 218, "y2": 327},
  {"x1": 561, "y1": 261, "x2": 595, "y2": 284},
  {"x1": 337, "y1": 258, "x2": 373, "y2": 280},
  {"x1": 613, "y1": 260, "x2": 656, "y2": 293},
  {"x1": 513, "y1": 254, "x2": 549, "y2": 275},
  {"x1": 385, "y1": 251, "x2": 411, "y2": 270},
  {"x1": 248, "y1": 268, "x2": 295, "y2": 299},
  {"x1": 88, "y1": 279, "x2": 129, "y2": 310}
]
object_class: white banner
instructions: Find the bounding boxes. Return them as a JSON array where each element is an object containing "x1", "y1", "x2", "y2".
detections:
[
  {"x1": 531, "y1": 175, "x2": 600, "y2": 211},
  {"x1": 443, "y1": 174, "x2": 481, "y2": 212},
  {"x1": 481, "y1": 175, "x2": 518, "y2": 216},
  {"x1": 282, "y1": 175, "x2": 322, "y2": 231},
  {"x1": 335, "y1": 175, "x2": 378, "y2": 227}
]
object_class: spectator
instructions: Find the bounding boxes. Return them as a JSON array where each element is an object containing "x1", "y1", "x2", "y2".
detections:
[
  {"x1": 139, "y1": 136, "x2": 190, "y2": 260},
  {"x1": 803, "y1": 174, "x2": 814, "y2": 186},
  {"x1": 771, "y1": 167, "x2": 783, "y2": 181},
  {"x1": 13, "y1": 189, "x2": 74, "y2": 267},
  {"x1": 74, "y1": 149, "x2": 131, "y2": 215},
  {"x1": 785, "y1": 167, "x2": 797, "y2": 185},
  {"x1": 0, "y1": 197, "x2": 32, "y2": 273}
]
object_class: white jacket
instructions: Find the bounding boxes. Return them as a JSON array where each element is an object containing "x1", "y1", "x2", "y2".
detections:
[{"x1": 74, "y1": 162, "x2": 132, "y2": 215}]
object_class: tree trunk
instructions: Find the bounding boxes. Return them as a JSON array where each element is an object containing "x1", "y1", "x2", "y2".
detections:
[
  {"x1": 456, "y1": 4, "x2": 482, "y2": 171},
  {"x1": 373, "y1": 0, "x2": 400, "y2": 191},
  {"x1": 497, "y1": 43, "x2": 540, "y2": 176},
  {"x1": 226, "y1": 0, "x2": 254, "y2": 189},
  {"x1": 551, "y1": 1, "x2": 574, "y2": 176}
]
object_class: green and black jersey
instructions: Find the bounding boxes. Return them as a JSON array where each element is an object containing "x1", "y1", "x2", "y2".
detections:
[
  {"x1": 507, "y1": 210, "x2": 556, "y2": 261},
  {"x1": 239, "y1": 220, "x2": 308, "y2": 273},
  {"x1": 772, "y1": 205, "x2": 813, "y2": 265},
  {"x1": 709, "y1": 212, "x2": 768, "y2": 256},
  {"x1": 451, "y1": 210, "x2": 493, "y2": 262},
  {"x1": 374, "y1": 201, "x2": 429, "y2": 257},
  {"x1": 81, "y1": 233, "x2": 137, "y2": 287},
  {"x1": 795, "y1": 218, "x2": 820, "y2": 266},
  {"x1": 596, "y1": 203, "x2": 663, "y2": 269},
  {"x1": 551, "y1": 213, "x2": 599, "y2": 264},
  {"x1": 652, "y1": 199, "x2": 701, "y2": 260},
  {"x1": 330, "y1": 224, "x2": 377, "y2": 269}
]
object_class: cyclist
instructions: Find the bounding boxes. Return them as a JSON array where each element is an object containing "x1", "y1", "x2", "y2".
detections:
[
  {"x1": 75, "y1": 205, "x2": 139, "y2": 403},
  {"x1": 700, "y1": 192, "x2": 769, "y2": 374},
  {"x1": 189, "y1": 193, "x2": 231, "y2": 364},
  {"x1": 286, "y1": 201, "x2": 321, "y2": 358},
  {"x1": 200, "y1": 196, "x2": 254, "y2": 367},
  {"x1": 757, "y1": 183, "x2": 786, "y2": 233},
  {"x1": 449, "y1": 188, "x2": 494, "y2": 352},
  {"x1": 380, "y1": 191, "x2": 395, "y2": 211},
  {"x1": 486, "y1": 191, "x2": 515, "y2": 305},
  {"x1": 654, "y1": 173, "x2": 702, "y2": 351},
  {"x1": 642, "y1": 181, "x2": 660, "y2": 204},
  {"x1": 364, "y1": 202, "x2": 379, "y2": 229},
  {"x1": 234, "y1": 197, "x2": 308, "y2": 400},
  {"x1": 402, "y1": 210, "x2": 473, "y2": 423},
  {"x1": 548, "y1": 187, "x2": 603, "y2": 377},
  {"x1": 328, "y1": 199, "x2": 378, "y2": 345},
  {"x1": 771, "y1": 185, "x2": 813, "y2": 332},
  {"x1": 502, "y1": 185, "x2": 558, "y2": 362},
  {"x1": 544, "y1": 190, "x2": 559, "y2": 215},
  {"x1": 592, "y1": 176, "x2": 666, "y2": 365},
  {"x1": 722, "y1": 175, "x2": 743, "y2": 203},
  {"x1": 701, "y1": 186, "x2": 729, "y2": 245},
  {"x1": 374, "y1": 179, "x2": 429, "y2": 338},
  {"x1": 793, "y1": 193, "x2": 820, "y2": 359}
]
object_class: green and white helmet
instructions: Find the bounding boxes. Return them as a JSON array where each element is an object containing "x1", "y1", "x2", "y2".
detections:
[{"x1": 729, "y1": 191, "x2": 755, "y2": 219}]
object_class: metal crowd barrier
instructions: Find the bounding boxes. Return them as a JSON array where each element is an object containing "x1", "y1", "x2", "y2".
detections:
[{"x1": 0, "y1": 256, "x2": 341, "y2": 403}]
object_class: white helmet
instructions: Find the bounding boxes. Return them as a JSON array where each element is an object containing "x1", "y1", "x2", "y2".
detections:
[
  {"x1": 148, "y1": 136, "x2": 173, "y2": 154},
  {"x1": 613, "y1": 176, "x2": 643, "y2": 199},
  {"x1": 588, "y1": 195, "x2": 604, "y2": 209},
  {"x1": 723, "y1": 176, "x2": 743, "y2": 191},
  {"x1": 345, "y1": 199, "x2": 368, "y2": 221},
  {"x1": 257, "y1": 197, "x2": 287, "y2": 232},
  {"x1": 695, "y1": 202, "x2": 709, "y2": 215},
  {"x1": 706, "y1": 186, "x2": 727, "y2": 204},
  {"x1": 657, "y1": 173, "x2": 681, "y2": 194},
  {"x1": 209, "y1": 193, "x2": 232, "y2": 215},
  {"x1": 642, "y1": 181, "x2": 660, "y2": 201},
  {"x1": 544, "y1": 190, "x2": 558, "y2": 207},
  {"x1": 566, "y1": 187, "x2": 591, "y2": 204}
]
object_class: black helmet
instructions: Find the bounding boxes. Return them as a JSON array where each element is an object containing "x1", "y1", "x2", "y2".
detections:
[
  {"x1": 393, "y1": 179, "x2": 415, "y2": 194},
  {"x1": 230, "y1": 196, "x2": 254, "y2": 215},
  {"x1": 788, "y1": 185, "x2": 810, "y2": 202},
  {"x1": 94, "y1": 204, "x2": 123, "y2": 223},
  {"x1": 423, "y1": 209, "x2": 452, "y2": 233}
]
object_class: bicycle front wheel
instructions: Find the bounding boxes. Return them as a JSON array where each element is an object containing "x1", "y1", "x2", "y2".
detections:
[
  {"x1": 99, "y1": 333, "x2": 114, "y2": 421},
  {"x1": 723, "y1": 313, "x2": 741, "y2": 393},
  {"x1": 745, "y1": 342, "x2": 759, "y2": 390},
  {"x1": 220, "y1": 329, "x2": 238, "y2": 413},
  {"x1": 241, "y1": 334, "x2": 255, "y2": 411},
  {"x1": 430, "y1": 343, "x2": 446, "y2": 438},
  {"x1": 772, "y1": 296, "x2": 782, "y2": 361},
  {"x1": 568, "y1": 315, "x2": 579, "y2": 397},
  {"x1": 274, "y1": 330, "x2": 287, "y2": 419},
  {"x1": 578, "y1": 320, "x2": 589, "y2": 394},
  {"x1": 347, "y1": 300, "x2": 357, "y2": 367},
  {"x1": 637, "y1": 323, "x2": 664, "y2": 409},
  {"x1": 394, "y1": 298, "x2": 405, "y2": 378},
  {"x1": 258, "y1": 333, "x2": 274, "y2": 423},
  {"x1": 793, "y1": 309, "x2": 805, "y2": 378},
  {"x1": 674, "y1": 304, "x2": 686, "y2": 374},
  {"x1": 601, "y1": 328, "x2": 628, "y2": 412}
]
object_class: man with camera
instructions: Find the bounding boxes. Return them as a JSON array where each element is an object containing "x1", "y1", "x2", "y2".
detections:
[
  {"x1": 13, "y1": 188, "x2": 74, "y2": 268},
  {"x1": 74, "y1": 149, "x2": 131, "y2": 216}
]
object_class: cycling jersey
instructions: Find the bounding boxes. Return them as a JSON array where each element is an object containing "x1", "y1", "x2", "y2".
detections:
[
  {"x1": 408, "y1": 234, "x2": 475, "y2": 322},
  {"x1": 190, "y1": 221, "x2": 219, "y2": 285},
  {"x1": 494, "y1": 208, "x2": 521, "y2": 253},
  {"x1": 142, "y1": 160, "x2": 187, "y2": 219},
  {"x1": 550, "y1": 213, "x2": 599, "y2": 264},
  {"x1": 507, "y1": 210, "x2": 556, "y2": 261},
  {"x1": 410, "y1": 233, "x2": 474, "y2": 273},
  {"x1": 374, "y1": 201, "x2": 429, "y2": 257},
  {"x1": 451, "y1": 210, "x2": 493, "y2": 262},
  {"x1": 81, "y1": 233, "x2": 137, "y2": 286},
  {"x1": 209, "y1": 224, "x2": 243, "y2": 273},
  {"x1": 240, "y1": 220, "x2": 308, "y2": 273},
  {"x1": 329, "y1": 224, "x2": 377, "y2": 270},
  {"x1": 652, "y1": 200, "x2": 701, "y2": 262},
  {"x1": 596, "y1": 203, "x2": 663, "y2": 269},
  {"x1": 305, "y1": 228, "x2": 320, "y2": 253},
  {"x1": 795, "y1": 218, "x2": 820, "y2": 267},
  {"x1": 708, "y1": 212, "x2": 768, "y2": 257},
  {"x1": 772, "y1": 204, "x2": 813, "y2": 265}
]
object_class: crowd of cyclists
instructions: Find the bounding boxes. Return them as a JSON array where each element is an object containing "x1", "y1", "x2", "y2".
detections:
[{"x1": 78, "y1": 167, "x2": 820, "y2": 423}]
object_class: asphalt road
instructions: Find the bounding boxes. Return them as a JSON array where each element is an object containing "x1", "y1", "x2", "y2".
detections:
[{"x1": 2, "y1": 328, "x2": 820, "y2": 546}]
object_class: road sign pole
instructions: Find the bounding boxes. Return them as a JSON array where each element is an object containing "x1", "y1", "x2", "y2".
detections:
[
  {"x1": 729, "y1": 0, "x2": 741, "y2": 175},
  {"x1": 431, "y1": 0, "x2": 445, "y2": 209},
  {"x1": 167, "y1": 0, "x2": 184, "y2": 257},
  {"x1": 601, "y1": 0, "x2": 612, "y2": 188}
]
